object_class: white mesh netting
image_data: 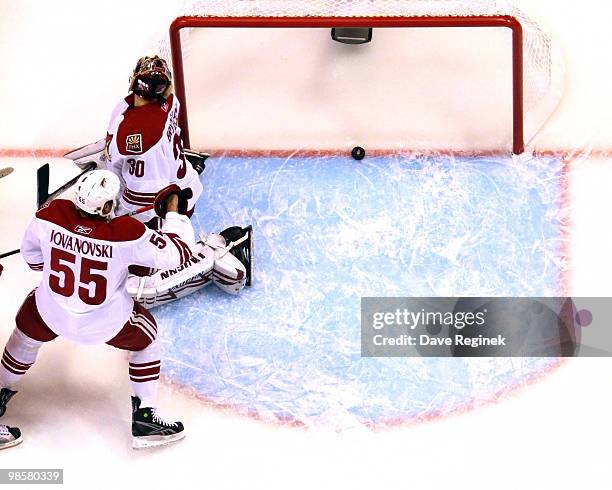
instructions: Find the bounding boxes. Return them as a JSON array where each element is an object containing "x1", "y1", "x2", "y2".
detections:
[
  {"x1": 154, "y1": 0, "x2": 563, "y2": 150},
  {"x1": 161, "y1": 0, "x2": 544, "y2": 20}
]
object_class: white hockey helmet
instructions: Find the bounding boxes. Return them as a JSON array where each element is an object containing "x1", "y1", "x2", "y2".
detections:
[{"x1": 74, "y1": 169, "x2": 120, "y2": 218}]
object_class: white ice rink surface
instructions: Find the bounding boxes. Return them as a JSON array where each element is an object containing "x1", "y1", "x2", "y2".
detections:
[{"x1": 2, "y1": 1, "x2": 612, "y2": 489}]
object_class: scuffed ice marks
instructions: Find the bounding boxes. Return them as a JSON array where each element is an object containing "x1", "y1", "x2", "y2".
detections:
[{"x1": 155, "y1": 154, "x2": 565, "y2": 429}]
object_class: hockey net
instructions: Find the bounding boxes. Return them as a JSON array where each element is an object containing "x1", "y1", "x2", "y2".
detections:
[{"x1": 155, "y1": 0, "x2": 563, "y2": 155}]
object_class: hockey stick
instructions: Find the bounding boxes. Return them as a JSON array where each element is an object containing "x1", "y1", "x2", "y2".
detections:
[
  {"x1": 36, "y1": 164, "x2": 49, "y2": 208},
  {"x1": 4, "y1": 158, "x2": 184, "y2": 260},
  {"x1": 37, "y1": 162, "x2": 96, "y2": 208},
  {"x1": 0, "y1": 167, "x2": 14, "y2": 179},
  {"x1": 123, "y1": 204, "x2": 154, "y2": 217},
  {"x1": 0, "y1": 250, "x2": 19, "y2": 259},
  {"x1": 0, "y1": 204, "x2": 155, "y2": 260},
  {"x1": 0, "y1": 165, "x2": 53, "y2": 258}
]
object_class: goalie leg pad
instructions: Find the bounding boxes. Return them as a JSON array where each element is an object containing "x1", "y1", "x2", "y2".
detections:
[
  {"x1": 206, "y1": 233, "x2": 225, "y2": 249},
  {"x1": 126, "y1": 245, "x2": 214, "y2": 308},
  {"x1": 212, "y1": 248, "x2": 246, "y2": 294},
  {"x1": 203, "y1": 231, "x2": 247, "y2": 293}
]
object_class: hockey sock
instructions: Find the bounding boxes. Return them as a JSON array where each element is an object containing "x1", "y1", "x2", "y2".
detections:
[
  {"x1": 0, "y1": 328, "x2": 43, "y2": 389},
  {"x1": 128, "y1": 340, "x2": 160, "y2": 408}
]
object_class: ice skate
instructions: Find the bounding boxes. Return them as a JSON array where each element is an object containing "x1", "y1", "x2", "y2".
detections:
[
  {"x1": 131, "y1": 396, "x2": 185, "y2": 449},
  {"x1": 0, "y1": 425, "x2": 22, "y2": 450},
  {"x1": 0, "y1": 388, "x2": 17, "y2": 418}
]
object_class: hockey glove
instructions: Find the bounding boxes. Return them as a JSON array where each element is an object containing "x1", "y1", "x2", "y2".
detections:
[{"x1": 154, "y1": 184, "x2": 193, "y2": 218}]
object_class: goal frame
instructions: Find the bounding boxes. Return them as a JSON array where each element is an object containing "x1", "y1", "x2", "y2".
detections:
[{"x1": 169, "y1": 15, "x2": 525, "y2": 154}]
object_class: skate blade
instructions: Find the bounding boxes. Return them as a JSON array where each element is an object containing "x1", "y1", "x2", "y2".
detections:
[
  {"x1": 132, "y1": 431, "x2": 185, "y2": 449},
  {"x1": 0, "y1": 435, "x2": 23, "y2": 451}
]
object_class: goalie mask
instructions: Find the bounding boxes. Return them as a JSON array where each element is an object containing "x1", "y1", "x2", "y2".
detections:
[
  {"x1": 75, "y1": 170, "x2": 120, "y2": 218},
  {"x1": 129, "y1": 56, "x2": 172, "y2": 101}
]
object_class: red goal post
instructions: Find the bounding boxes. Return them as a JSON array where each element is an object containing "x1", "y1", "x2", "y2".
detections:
[{"x1": 165, "y1": 4, "x2": 562, "y2": 155}]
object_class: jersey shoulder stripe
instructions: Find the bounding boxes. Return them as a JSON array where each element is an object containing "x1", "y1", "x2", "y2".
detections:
[{"x1": 35, "y1": 199, "x2": 146, "y2": 243}]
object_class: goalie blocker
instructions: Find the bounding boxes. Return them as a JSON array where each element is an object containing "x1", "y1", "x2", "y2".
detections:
[{"x1": 127, "y1": 225, "x2": 253, "y2": 308}]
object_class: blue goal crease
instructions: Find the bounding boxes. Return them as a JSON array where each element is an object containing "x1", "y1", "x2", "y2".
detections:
[{"x1": 154, "y1": 154, "x2": 565, "y2": 428}]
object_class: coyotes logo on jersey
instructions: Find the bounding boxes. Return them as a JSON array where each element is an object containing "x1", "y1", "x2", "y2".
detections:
[{"x1": 126, "y1": 134, "x2": 142, "y2": 153}]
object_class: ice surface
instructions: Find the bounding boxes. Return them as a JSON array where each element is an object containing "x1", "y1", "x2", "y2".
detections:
[{"x1": 154, "y1": 154, "x2": 565, "y2": 429}]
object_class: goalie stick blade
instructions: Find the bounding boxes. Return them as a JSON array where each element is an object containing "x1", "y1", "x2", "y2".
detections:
[
  {"x1": 36, "y1": 163, "x2": 50, "y2": 208},
  {"x1": 38, "y1": 163, "x2": 96, "y2": 208},
  {"x1": 0, "y1": 167, "x2": 14, "y2": 179}
]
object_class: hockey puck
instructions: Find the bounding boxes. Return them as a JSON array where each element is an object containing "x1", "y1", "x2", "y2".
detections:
[{"x1": 351, "y1": 146, "x2": 365, "y2": 161}]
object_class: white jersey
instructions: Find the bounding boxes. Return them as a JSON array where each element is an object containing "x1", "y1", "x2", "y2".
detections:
[
  {"x1": 106, "y1": 94, "x2": 203, "y2": 223},
  {"x1": 20, "y1": 199, "x2": 194, "y2": 345}
]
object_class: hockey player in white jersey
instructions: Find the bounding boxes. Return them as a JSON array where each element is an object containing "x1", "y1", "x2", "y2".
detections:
[
  {"x1": 0, "y1": 169, "x2": 195, "y2": 449},
  {"x1": 63, "y1": 55, "x2": 252, "y2": 306},
  {"x1": 105, "y1": 55, "x2": 203, "y2": 228}
]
